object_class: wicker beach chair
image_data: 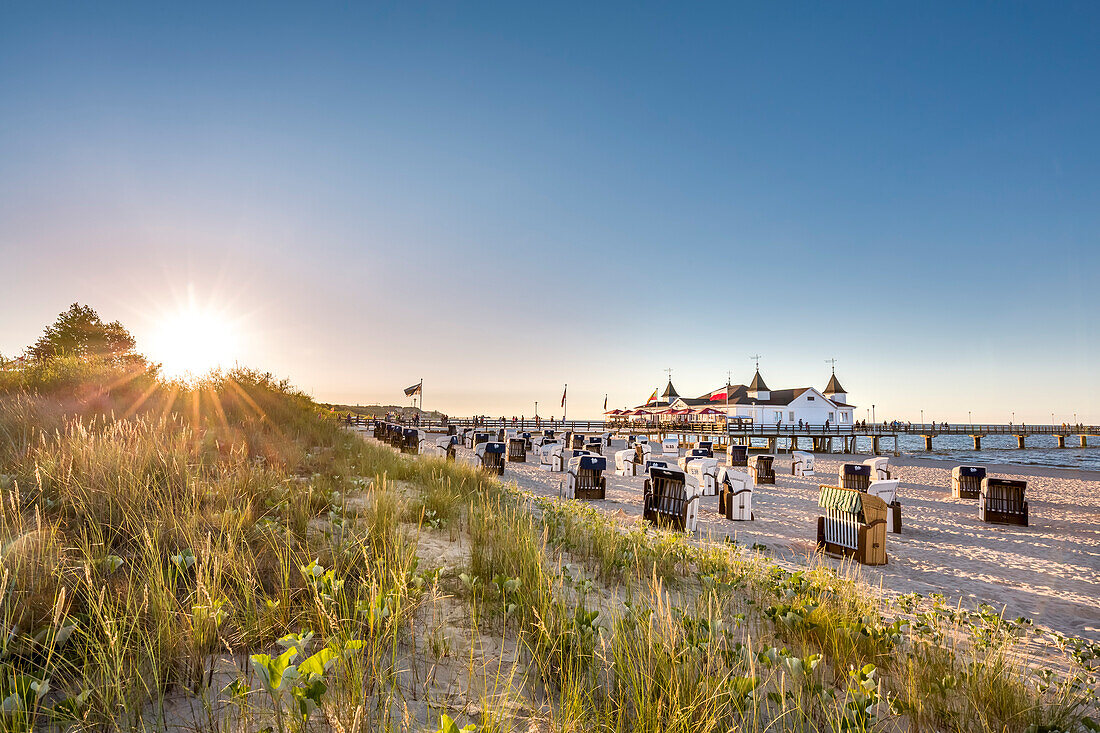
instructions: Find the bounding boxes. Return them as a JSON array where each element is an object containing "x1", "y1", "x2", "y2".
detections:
[
  {"x1": 951, "y1": 466, "x2": 985, "y2": 499},
  {"x1": 401, "y1": 428, "x2": 421, "y2": 455},
  {"x1": 507, "y1": 437, "x2": 527, "y2": 462},
  {"x1": 839, "y1": 463, "x2": 871, "y2": 491},
  {"x1": 567, "y1": 454, "x2": 607, "y2": 501},
  {"x1": 717, "y1": 468, "x2": 753, "y2": 521},
  {"x1": 726, "y1": 444, "x2": 748, "y2": 468},
  {"x1": 585, "y1": 437, "x2": 604, "y2": 455},
  {"x1": 979, "y1": 478, "x2": 1028, "y2": 526},
  {"x1": 476, "y1": 441, "x2": 506, "y2": 475},
  {"x1": 748, "y1": 455, "x2": 775, "y2": 485},
  {"x1": 686, "y1": 457, "x2": 720, "y2": 496},
  {"x1": 816, "y1": 485, "x2": 888, "y2": 565},
  {"x1": 643, "y1": 467, "x2": 700, "y2": 532},
  {"x1": 792, "y1": 451, "x2": 815, "y2": 477},
  {"x1": 661, "y1": 436, "x2": 680, "y2": 457},
  {"x1": 693, "y1": 440, "x2": 714, "y2": 456},
  {"x1": 373, "y1": 421, "x2": 385, "y2": 440}
]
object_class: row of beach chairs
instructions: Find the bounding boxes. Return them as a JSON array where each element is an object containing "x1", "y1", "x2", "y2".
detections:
[
  {"x1": 953, "y1": 466, "x2": 1029, "y2": 525},
  {"x1": 373, "y1": 427, "x2": 1027, "y2": 567}
]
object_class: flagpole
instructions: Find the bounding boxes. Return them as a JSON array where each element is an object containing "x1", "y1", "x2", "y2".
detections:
[{"x1": 563, "y1": 383, "x2": 568, "y2": 425}]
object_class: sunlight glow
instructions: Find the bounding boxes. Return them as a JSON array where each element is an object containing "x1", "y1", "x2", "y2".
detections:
[{"x1": 147, "y1": 302, "x2": 241, "y2": 380}]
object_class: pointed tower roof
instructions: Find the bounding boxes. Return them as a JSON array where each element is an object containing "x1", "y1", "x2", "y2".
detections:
[
  {"x1": 661, "y1": 379, "x2": 679, "y2": 400},
  {"x1": 824, "y1": 372, "x2": 846, "y2": 395},
  {"x1": 748, "y1": 370, "x2": 769, "y2": 392}
]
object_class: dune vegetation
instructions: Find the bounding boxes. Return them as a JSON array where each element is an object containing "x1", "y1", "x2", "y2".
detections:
[{"x1": 0, "y1": 354, "x2": 1096, "y2": 732}]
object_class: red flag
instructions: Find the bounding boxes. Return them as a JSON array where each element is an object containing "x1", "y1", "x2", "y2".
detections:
[
  {"x1": 561, "y1": 385, "x2": 567, "y2": 407},
  {"x1": 710, "y1": 392, "x2": 727, "y2": 401}
]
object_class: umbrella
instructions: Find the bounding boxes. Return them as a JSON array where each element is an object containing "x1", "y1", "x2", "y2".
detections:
[
  {"x1": 605, "y1": 408, "x2": 623, "y2": 415},
  {"x1": 697, "y1": 407, "x2": 725, "y2": 415}
]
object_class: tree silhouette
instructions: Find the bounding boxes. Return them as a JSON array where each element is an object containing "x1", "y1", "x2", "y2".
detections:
[{"x1": 29, "y1": 303, "x2": 140, "y2": 363}]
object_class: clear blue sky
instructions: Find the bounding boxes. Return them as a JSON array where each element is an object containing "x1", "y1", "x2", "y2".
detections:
[{"x1": 1, "y1": 2, "x2": 1097, "y2": 421}]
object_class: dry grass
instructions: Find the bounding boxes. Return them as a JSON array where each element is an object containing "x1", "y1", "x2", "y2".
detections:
[{"x1": 0, "y1": 363, "x2": 1094, "y2": 732}]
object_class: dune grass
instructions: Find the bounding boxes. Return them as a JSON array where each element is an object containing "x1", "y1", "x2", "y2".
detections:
[{"x1": 0, "y1": 363, "x2": 1095, "y2": 732}]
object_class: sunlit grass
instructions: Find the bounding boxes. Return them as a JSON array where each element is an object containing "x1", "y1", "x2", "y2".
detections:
[{"x1": 0, "y1": 362, "x2": 1094, "y2": 732}]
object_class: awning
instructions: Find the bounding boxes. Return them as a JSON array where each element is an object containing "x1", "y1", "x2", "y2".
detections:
[{"x1": 819, "y1": 486, "x2": 862, "y2": 513}]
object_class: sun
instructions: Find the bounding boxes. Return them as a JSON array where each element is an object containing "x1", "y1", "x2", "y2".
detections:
[{"x1": 147, "y1": 302, "x2": 241, "y2": 380}]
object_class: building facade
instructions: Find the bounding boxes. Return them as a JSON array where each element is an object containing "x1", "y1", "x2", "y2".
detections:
[{"x1": 635, "y1": 370, "x2": 856, "y2": 426}]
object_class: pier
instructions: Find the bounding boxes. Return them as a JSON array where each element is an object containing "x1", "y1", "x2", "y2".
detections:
[{"x1": 338, "y1": 414, "x2": 1098, "y2": 456}]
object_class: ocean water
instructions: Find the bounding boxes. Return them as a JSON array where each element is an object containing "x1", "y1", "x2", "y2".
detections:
[{"x1": 755, "y1": 433, "x2": 1100, "y2": 471}]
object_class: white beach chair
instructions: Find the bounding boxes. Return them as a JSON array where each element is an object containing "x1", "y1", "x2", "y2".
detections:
[
  {"x1": 867, "y1": 479, "x2": 902, "y2": 533},
  {"x1": 431, "y1": 435, "x2": 458, "y2": 461},
  {"x1": 615, "y1": 443, "x2": 651, "y2": 476},
  {"x1": 718, "y1": 468, "x2": 753, "y2": 521},
  {"x1": 792, "y1": 451, "x2": 815, "y2": 477},
  {"x1": 539, "y1": 441, "x2": 564, "y2": 471},
  {"x1": 567, "y1": 454, "x2": 607, "y2": 500},
  {"x1": 662, "y1": 436, "x2": 680, "y2": 457},
  {"x1": 864, "y1": 457, "x2": 891, "y2": 481},
  {"x1": 677, "y1": 448, "x2": 712, "y2": 471},
  {"x1": 686, "y1": 457, "x2": 720, "y2": 496},
  {"x1": 644, "y1": 459, "x2": 670, "y2": 474}
]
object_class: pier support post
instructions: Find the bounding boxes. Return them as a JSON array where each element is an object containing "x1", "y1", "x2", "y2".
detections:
[
  {"x1": 1081, "y1": 435, "x2": 1088, "y2": 448},
  {"x1": 1056, "y1": 435, "x2": 1066, "y2": 449},
  {"x1": 922, "y1": 435, "x2": 933, "y2": 451},
  {"x1": 827, "y1": 437, "x2": 834, "y2": 453},
  {"x1": 871, "y1": 436, "x2": 880, "y2": 455},
  {"x1": 1015, "y1": 435, "x2": 1025, "y2": 449},
  {"x1": 791, "y1": 436, "x2": 798, "y2": 451},
  {"x1": 970, "y1": 435, "x2": 982, "y2": 450}
]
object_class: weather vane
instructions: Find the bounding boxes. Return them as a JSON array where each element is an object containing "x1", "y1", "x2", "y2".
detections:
[
  {"x1": 825, "y1": 358, "x2": 838, "y2": 374},
  {"x1": 749, "y1": 354, "x2": 761, "y2": 371}
]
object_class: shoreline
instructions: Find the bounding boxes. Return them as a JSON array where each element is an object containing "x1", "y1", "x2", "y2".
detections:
[{"x1": 828, "y1": 452, "x2": 1100, "y2": 481}]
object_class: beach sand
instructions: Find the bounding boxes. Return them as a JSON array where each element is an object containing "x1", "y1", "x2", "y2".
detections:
[{"x1": 448, "y1": 438, "x2": 1100, "y2": 640}]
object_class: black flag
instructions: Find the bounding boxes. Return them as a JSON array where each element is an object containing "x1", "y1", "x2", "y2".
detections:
[{"x1": 404, "y1": 381, "x2": 422, "y2": 397}]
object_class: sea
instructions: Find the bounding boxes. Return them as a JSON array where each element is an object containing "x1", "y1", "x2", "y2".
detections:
[{"x1": 750, "y1": 433, "x2": 1100, "y2": 472}]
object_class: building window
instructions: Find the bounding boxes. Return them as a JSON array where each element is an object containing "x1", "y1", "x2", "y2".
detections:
[
  {"x1": 807, "y1": 396, "x2": 815, "y2": 401},
  {"x1": 774, "y1": 411, "x2": 783, "y2": 422},
  {"x1": 789, "y1": 411, "x2": 795, "y2": 421},
  {"x1": 828, "y1": 412, "x2": 835, "y2": 421},
  {"x1": 839, "y1": 412, "x2": 848, "y2": 423}
]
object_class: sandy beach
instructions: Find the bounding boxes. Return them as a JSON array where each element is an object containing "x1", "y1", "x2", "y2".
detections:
[{"x1": 443, "y1": 436, "x2": 1100, "y2": 640}]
